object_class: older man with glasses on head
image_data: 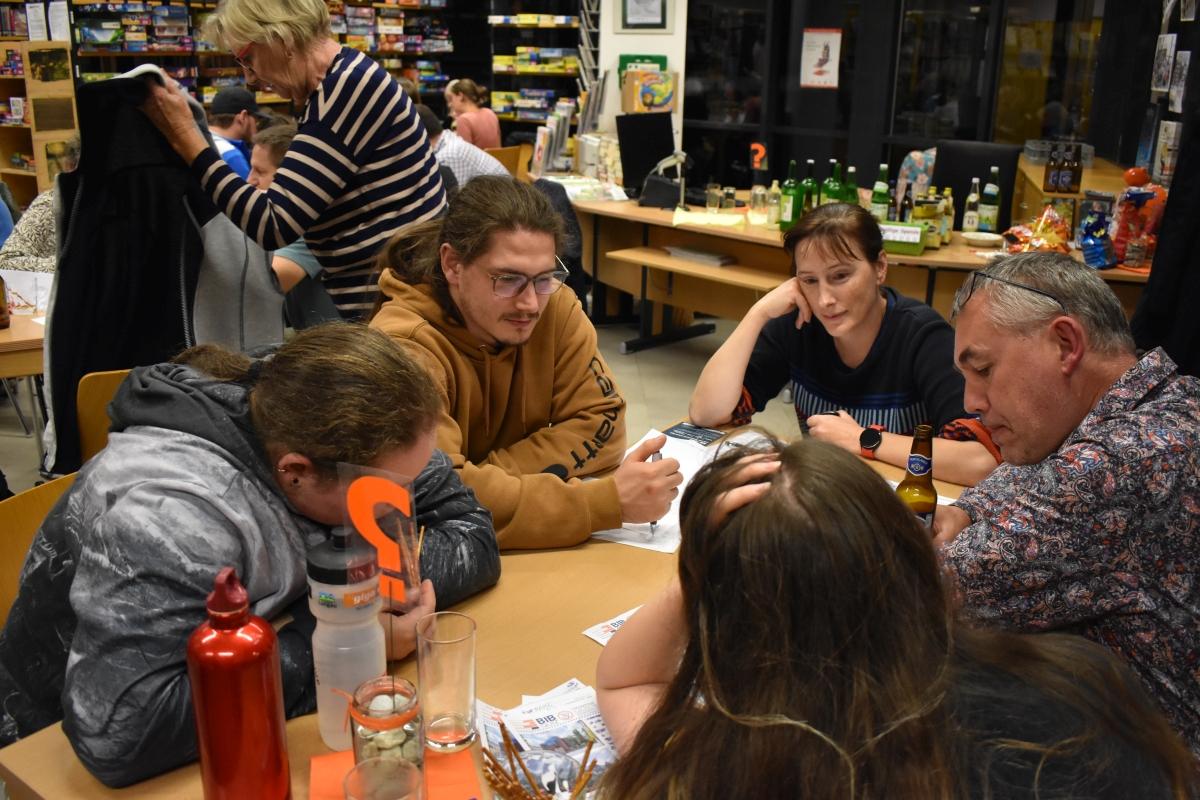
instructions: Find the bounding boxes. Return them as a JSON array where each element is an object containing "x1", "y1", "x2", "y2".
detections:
[
  {"x1": 935, "y1": 251, "x2": 1200, "y2": 758},
  {"x1": 370, "y1": 176, "x2": 682, "y2": 550}
]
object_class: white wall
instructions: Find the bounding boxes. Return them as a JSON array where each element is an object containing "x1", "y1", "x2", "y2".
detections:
[{"x1": 596, "y1": 0, "x2": 689, "y2": 148}]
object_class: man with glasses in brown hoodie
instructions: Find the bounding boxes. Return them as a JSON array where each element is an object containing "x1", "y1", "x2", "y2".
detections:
[{"x1": 371, "y1": 176, "x2": 681, "y2": 549}]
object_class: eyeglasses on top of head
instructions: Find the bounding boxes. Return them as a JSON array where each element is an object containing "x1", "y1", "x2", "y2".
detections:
[
  {"x1": 489, "y1": 256, "x2": 570, "y2": 298},
  {"x1": 965, "y1": 270, "x2": 1068, "y2": 314}
]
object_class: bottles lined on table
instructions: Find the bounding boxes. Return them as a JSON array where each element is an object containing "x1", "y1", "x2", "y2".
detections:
[
  {"x1": 978, "y1": 166, "x2": 1001, "y2": 233},
  {"x1": 941, "y1": 187, "x2": 954, "y2": 244},
  {"x1": 766, "y1": 179, "x2": 782, "y2": 225},
  {"x1": 820, "y1": 159, "x2": 843, "y2": 205},
  {"x1": 1042, "y1": 143, "x2": 1083, "y2": 194},
  {"x1": 895, "y1": 424, "x2": 937, "y2": 531},
  {"x1": 843, "y1": 165, "x2": 859, "y2": 206},
  {"x1": 780, "y1": 159, "x2": 801, "y2": 231},
  {"x1": 962, "y1": 177, "x2": 981, "y2": 233},
  {"x1": 870, "y1": 164, "x2": 890, "y2": 222},
  {"x1": 799, "y1": 159, "x2": 819, "y2": 215}
]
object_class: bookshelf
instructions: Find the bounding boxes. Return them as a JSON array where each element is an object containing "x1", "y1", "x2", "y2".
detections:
[
  {"x1": 69, "y1": 0, "x2": 487, "y2": 117},
  {"x1": 487, "y1": 1, "x2": 580, "y2": 135},
  {"x1": 0, "y1": 41, "x2": 77, "y2": 208}
]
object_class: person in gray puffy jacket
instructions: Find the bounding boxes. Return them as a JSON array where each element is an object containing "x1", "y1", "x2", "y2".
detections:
[{"x1": 0, "y1": 323, "x2": 499, "y2": 787}]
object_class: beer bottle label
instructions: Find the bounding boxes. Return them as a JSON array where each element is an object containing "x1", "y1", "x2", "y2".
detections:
[
  {"x1": 870, "y1": 201, "x2": 888, "y2": 221},
  {"x1": 782, "y1": 196, "x2": 794, "y2": 221},
  {"x1": 906, "y1": 454, "x2": 932, "y2": 476}
]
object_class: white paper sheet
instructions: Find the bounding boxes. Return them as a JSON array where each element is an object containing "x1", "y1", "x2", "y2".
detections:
[
  {"x1": 48, "y1": 1, "x2": 68, "y2": 42},
  {"x1": 591, "y1": 428, "x2": 712, "y2": 553},
  {"x1": 24, "y1": 3, "x2": 46, "y2": 40},
  {"x1": 582, "y1": 606, "x2": 642, "y2": 646}
]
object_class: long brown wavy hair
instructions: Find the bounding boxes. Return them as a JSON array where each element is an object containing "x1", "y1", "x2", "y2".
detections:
[
  {"x1": 372, "y1": 175, "x2": 564, "y2": 323},
  {"x1": 599, "y1": 438, "x2": 1196, "y2": 800},
  {"x1": 172, "y1": 323, "x2": 441, "y2": 477}
]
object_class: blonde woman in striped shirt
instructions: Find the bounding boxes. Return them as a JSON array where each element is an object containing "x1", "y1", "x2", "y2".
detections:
[{"x1": 142, "y1": 0, "x2": 445, "y2": 318}]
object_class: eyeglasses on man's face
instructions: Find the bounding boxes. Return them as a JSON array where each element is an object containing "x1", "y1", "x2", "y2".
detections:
[
  {"x1": 488, "y1": 256, "x2": 570, "y2": 299},
  {"x1": 965, "y1": 270, "x2": 1068, "y2": 314}
]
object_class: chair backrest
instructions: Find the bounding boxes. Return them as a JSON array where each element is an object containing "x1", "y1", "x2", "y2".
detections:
[
  {"x1": 486, "y1": 146, "x2": 522, "y2": 178},
  {"x1": 929, "y1": 139, "x2": 1023, "y2": 232},
  {"x1": 0, "y1": 473, "x2": 76, "y2": 624},
  {"x1": 515, "y1": 142, "x2": 535, "y2": 183},
  {"x1": 76, "y1": 369, "x2": 131, "y2": 463}
]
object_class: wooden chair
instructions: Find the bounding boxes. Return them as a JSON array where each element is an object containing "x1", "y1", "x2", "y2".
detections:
[
  {"x1": 76, "y1": 369, "x2": 130, "y2": 463},
  {"x1": 515, "y1": 142, "x2": 535, "y2": 183},
  {"x1": 486, "y1": 146, "x2": 523, "y2": 178},
  {"x1": 0, "y1": 473, "x2": 76, "y2": 624}
]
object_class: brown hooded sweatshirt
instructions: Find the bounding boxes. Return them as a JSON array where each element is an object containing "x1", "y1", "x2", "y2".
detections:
[{"x1": 372, "y1": 272, "x2": 627, "y2": 549}]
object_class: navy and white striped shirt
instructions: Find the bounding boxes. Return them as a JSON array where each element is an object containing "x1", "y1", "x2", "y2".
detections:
[{"x1": 192, "y1": 47, "x2": 445, "y2": 315}]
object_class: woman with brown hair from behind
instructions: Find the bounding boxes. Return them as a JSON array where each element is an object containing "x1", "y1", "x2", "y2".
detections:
[
  {"x1": 444, "y1": 78, "x2": 501, "y2": 149},
  {"x1": 597, "y1": 438, "x2": 1196, "y2": 800}
]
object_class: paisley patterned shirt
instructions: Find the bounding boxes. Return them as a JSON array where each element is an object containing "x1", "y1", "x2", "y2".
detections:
[{"x1": 941, "y1": 348, "x2": 1200, "y2": 756}]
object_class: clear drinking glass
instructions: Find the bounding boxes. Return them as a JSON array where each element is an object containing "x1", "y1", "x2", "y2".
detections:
[
  {"x1": 705, "y1": 182, "x2": 722, "y2": 212},
  {"x1": 748, "y1": 185, "x2": 769, "y2": 226},
  {"x1": 343, "y1": 756, "x2": 423, "y2": 800},
  {"x1": 416, "y1": 612, "x2": 477, "y2": 752}
]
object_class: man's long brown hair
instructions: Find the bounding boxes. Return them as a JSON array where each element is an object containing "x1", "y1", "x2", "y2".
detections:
[
  {"x1": 373, "y1": 175, "x2": 564, "y2": 324},
  {"x1": 599, "y1": 439, "x2": 1196, "y2": 800}
]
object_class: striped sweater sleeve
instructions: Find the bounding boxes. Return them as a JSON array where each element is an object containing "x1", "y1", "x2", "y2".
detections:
[{"x1": 190, "y1": 51, "x2": 421, "y2": 251}]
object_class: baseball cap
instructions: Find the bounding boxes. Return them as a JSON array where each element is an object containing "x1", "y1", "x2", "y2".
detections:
[{"x1": 211, "y1": 86, "x2": 267, "y2": 120}]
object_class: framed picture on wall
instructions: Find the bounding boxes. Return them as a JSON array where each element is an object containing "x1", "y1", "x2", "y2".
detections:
[{"x1": 616, "y1": 0, "x2": 673, "y2": 33}]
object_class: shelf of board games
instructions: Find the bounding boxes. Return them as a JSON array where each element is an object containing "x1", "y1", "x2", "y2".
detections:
[{"x1": 0, "y1": 41, "x2": 76, "y2": 208}]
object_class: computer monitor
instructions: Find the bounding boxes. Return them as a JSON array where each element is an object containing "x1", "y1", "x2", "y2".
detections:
[{"x1": 615, "y1": 112, "x2": 676, "y2": 198}]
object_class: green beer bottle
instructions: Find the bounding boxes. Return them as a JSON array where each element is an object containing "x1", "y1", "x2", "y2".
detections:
[
  {"x1": 843, "y1": 165, "x2": 859, "y2": 205},
  {"x1": 820, "y1": 159, "x2": 842, "y2": 205},
  {"x1": 869, "y1": 163, "x2": 890, "y2": 221},
  {"x1": 780, "y1": 159, "x2": 801, "y2": 231},
  {"x1": 799, "y1": 159, "x2": 819, "y2": 214}
]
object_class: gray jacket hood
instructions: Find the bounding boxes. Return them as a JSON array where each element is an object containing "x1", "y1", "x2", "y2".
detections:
[{"x1": 108, "y1": 361, "x2": 273, "y2": 489}]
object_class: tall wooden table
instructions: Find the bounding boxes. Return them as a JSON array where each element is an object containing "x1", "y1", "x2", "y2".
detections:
[
  {"x1": 0, "y1": 460, "x2": 963, "y2": 799},
  {"x1": 572, "y1": 198, "x2": 1149, "y2": 350},
  {"x1": 0, "y1": 315, "x2": 45, "y2": 460}
]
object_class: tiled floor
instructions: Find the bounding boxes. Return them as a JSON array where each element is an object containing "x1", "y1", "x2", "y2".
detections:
[{"x1": 0, "y1": 318, "x2": 799, "y2": 496}]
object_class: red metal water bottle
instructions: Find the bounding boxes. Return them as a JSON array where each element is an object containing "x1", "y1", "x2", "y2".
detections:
[{"x1": 187, "y1": 567, "x2": 292, "y2": 800}]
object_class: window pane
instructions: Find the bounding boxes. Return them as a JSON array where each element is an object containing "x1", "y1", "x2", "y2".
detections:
[
  {"x1": 774, "y1": 1, "x2": 862, "y2": 130},
  {"x1": 992, "y1": 0, "x2": 1103, "y2": 143},
  {"x1": 892, "y1": 2, "x2": 992, "y2": 141},
  {"x1": 684, "y1": 0, "x2": 768, "y2": 124}
]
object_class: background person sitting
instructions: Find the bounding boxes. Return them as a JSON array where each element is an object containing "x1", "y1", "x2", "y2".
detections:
[
  {"x1": 597, "y1": 438, "x2": 1196, "y2": 799},
  {"x1": 414, "y1": 103, "x2": 509, "y2": 188},
  {"x1": 206, "y1": 86, "x2": 268, "y2": 179},
  {"x1": 936, "y1": 252, "x2": 1200, "y2": 757},
  {"x1": 0, "y1": 136, "x2": 79, "y2": 273},
  {"x1": 689, "y1": 203, "x2": 999, "y2": 486},
  {"x1": 0, "y1": 324, "x2": 499, "y2": 786},
  {"x1": 444, "y1": 78, "x2": 501, "y2": 149}
]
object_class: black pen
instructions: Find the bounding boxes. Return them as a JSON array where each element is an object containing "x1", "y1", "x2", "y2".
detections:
[{"x1": 649, "y1": 451, "x2": 662, "y2": 534}]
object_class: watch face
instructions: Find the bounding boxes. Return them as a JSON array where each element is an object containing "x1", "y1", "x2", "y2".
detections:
[{"x1": 859, "y1": 427, "x2": 883, "y2": 451}]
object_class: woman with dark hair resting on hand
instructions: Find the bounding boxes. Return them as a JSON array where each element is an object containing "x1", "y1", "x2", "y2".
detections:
[{"x1": 596, "y1": 437, "x2": 1196, "y2": 800}]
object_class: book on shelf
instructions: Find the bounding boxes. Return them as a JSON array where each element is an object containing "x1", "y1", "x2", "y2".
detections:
[{"x1": 662, "y1": 246, "x2": 736, "y2": 267}]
